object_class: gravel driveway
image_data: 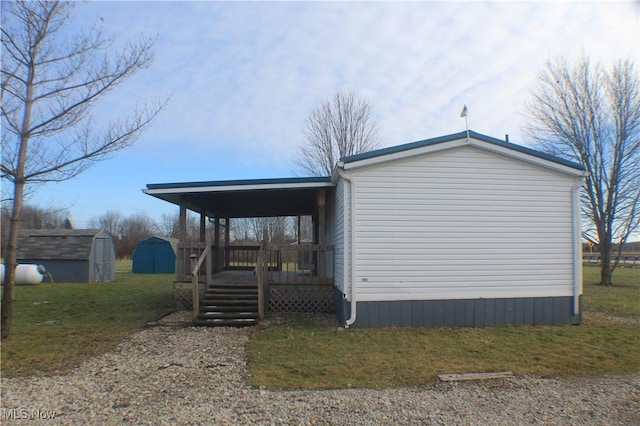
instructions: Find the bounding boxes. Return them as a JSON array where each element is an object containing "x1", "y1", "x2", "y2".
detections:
[{"x1": 2, "y1": 315, "x2": 638, "y2": 425}]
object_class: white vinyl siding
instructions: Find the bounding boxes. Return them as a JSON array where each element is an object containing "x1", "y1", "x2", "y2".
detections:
[
  {"x1": 326, "y1": 179, "x2": 346, "y2": 293},
  {"x1": 348, "y1": 145, "x2": 579, "y2": 302}
]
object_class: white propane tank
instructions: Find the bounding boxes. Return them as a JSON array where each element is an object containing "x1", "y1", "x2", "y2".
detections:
[{"x1": 0, "y1": 264, "x2": 46, "y2": 285}]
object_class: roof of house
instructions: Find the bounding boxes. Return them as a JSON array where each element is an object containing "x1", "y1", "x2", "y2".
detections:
[
  {"x1": 340, "y1": 130, "x2": 586, "y2": 172},
  {"x1": 144, "y1": 176, "x2": 333, "y2": 218},
  {"x1": 143, "y1": 131, "x2": 586, "y2": 218},
  {"x1": 146, "y1": 176, "x2": 332, "y2": 191},
  {"x1": 16, "y1": 229, "x2": 110, "y2": 260}
]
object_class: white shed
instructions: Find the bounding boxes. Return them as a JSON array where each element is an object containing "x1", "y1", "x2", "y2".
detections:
[{"x1": 328, "y1": 131, "x2": 586, "y2": 328}]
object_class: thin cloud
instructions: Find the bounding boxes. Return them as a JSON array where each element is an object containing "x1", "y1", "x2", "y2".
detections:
[{"x1": 23, "y1": 0, "x2": 639, "y2": 226}]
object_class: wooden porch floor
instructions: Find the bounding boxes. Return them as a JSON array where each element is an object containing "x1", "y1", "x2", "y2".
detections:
[{"x1": 210, "y1": 270, "x2": 257, "y2": 285}]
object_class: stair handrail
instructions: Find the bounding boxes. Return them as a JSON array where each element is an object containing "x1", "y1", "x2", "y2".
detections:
[{"x1": 191, "y1": 233, "x2": 211, "y2": 321}]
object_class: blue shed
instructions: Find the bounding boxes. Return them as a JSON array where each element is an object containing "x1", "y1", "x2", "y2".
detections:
[{"x1": 132, "y1": 236, "x2": 177, "y2": 274}]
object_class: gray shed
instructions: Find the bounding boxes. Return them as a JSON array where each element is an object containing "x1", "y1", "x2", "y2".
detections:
[{"x1": 16, "y1": 229, "x2": 116, "y2": 283}]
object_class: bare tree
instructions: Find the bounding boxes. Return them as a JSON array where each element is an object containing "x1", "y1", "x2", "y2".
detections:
[
  {"x1": 294, "y1": 91, "x2": 380, "y2": 176},
  {"x1": 89, "y1": 210, "x2": 124, "y2": 237},
  {"x1": 248, "y1": 217, "x2": 293, "y2": 244},
  {"x1": 118, "y1": 212, "x2": 159, "y2": 258},
  {"x1": 296, "y1": 215, "x2": 314, "y2": 242},
  {"x1": 230, "y1": 218, "x2": 253, "y2": 243},
  {"x1": 158, "y1": 211, "x2": 199, "y2": 242},
  {"x1": 525, "y1": 56, "x2": 640, "y2": 286},
  {"x1": 158, "y1": 212, "x2": 179, "y2": 239},
  {"x1": 1, "y1": 204, "x2": 70, "y2": 255},
  {"x1": 1, "y1": 1, "x2": 167, "y2": 338},
  {"x1": 6, "y1": 204, "x2": 70, "y2": 229}
]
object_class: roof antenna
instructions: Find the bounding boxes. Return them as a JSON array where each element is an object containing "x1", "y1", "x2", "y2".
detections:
[{"x1": 460, "y1": 105, "x2": 469, "y2": 141}]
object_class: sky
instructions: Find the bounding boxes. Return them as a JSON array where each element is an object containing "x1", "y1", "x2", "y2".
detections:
[{"x1": 11, "y1": 0, "x2": 640, "y2": 228}]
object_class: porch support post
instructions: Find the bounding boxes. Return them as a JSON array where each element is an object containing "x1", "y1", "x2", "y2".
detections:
[
  {"x1": 178, "y1": 197, "x2": 187, "y2": 280},
  {"x1": 317, "y1": 188, "x2": 326, "y2": 278},
  {"x1": 214, "y1": 215, "x2": 223, "y2": 272},
  {"x1": 199, "y1": 212, "x2": 206, "y2": 243},
  {"x1": 257, "y1": 244, "x2": 265, "y2": 321},
  {"x1": 224, "y1": 217, "x2": 231, "y2": 269}
]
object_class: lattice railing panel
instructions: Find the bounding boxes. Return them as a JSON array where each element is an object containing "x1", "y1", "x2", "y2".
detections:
[
  {"x1": 174, "y1": 282, "x2": 206, "y2": 311},
  {"x1": 268, "y1": 285, "x2": 334, "y2": 313}
]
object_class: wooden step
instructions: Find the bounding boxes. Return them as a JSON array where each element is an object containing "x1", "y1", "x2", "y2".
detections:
[
  {"x1": 201, "y1": 303, "x2": 258, "y2": 312},
  {"x1": 206, "y1": 290, "x2": 257, "y2": 296},
  {"x1": 201, "y1": 299, "x2": 258, "y2": 306},
  {"x1": 207, "y1": 287, "x2": 257, "y2": 293},
  {"x1": 195, "y1": 318, "x2": 258, "y2": 327},
  {"x1": 203, "y1": 293, "x2": 258, "y2": 301},
  {"x1": 207, "y1": 289, "x2": 258, "y2": 294},
  {"x1": 196, "y1": 279, "x2": 259, "y2": 327},
  {"x1": 202, "y1": 294, "x2": 258, "y2": 303},
  {"x1": 207, "y1": 283, "x2": 257, "y2": 289},
  {"x1": 201, "y1": 305, "x2": 258, "y2": 312},
  {"x1": 198, "y1": 311, "x2": 258, "y2": 319}
]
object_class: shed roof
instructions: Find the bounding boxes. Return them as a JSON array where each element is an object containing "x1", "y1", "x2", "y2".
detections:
[
  {"x1": 16, "y1": 229, "x2": 110, "y2": 260},
  {"x1": 138, "y1": 236, "x2": 179, "y2": 254},
  {"x1": 341, "y1": 130, "x2": 586, "y2": 173}
]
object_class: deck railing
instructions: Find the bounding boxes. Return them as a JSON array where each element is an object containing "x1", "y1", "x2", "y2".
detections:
[
  {"x1": 225, "y1": 246, "x2": 261, "y2": 270},
  {"x1": 190, "y1": 243, "x2": 211, "y2": 320},
  {"x1": 263, "y1": 244, "x2": 334, "y2": 284},
  {"x1": 179, "y1": 233, "x2": 212, "y2": 320},
  {"x1": 177, "y1": 241, "x2": 208, "y2": 282},
  {"x1": 216, "y1": 244, "x2": 334, "y2": 281}
]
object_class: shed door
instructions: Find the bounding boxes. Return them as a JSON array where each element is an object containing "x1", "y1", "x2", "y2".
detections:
[
  {"x1": 153, "y1": 241, "x2": 175, "y2": 274},
  {"x1": 137, "y1": 241, "x2": 155, "y2": 273},
  {"x1": 94, "y1": 238, "x2": 112, "y2": 281}
]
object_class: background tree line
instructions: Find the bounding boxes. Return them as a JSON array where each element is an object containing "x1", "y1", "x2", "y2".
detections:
[{"x1": 1, "y1": 204, "x2": 313, "y2": 259}]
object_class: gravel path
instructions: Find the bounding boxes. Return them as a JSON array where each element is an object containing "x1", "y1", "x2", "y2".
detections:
[{"x1": 2, "y1": 315, "x2": 638, "y2": 425}]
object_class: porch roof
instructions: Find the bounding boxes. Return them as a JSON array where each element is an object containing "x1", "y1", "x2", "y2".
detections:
[{"x1": 143, "y1": 176, "x2": 333, "y2": 218}]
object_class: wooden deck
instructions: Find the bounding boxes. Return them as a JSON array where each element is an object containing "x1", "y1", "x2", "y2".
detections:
[
  {"x1": 176, "y1": 245, "x2": 335, "y2": 323},
  {"x1": 210, "y1": 270, "x2": 256, "y2": 285},
  {"x1": 190, "y1": 270, "x2": 335, "y2": 324}
]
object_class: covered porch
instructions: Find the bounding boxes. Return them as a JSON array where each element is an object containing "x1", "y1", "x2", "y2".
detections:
[{"x1": 143, "y1": 177, "x2": 335, "y2": 325}]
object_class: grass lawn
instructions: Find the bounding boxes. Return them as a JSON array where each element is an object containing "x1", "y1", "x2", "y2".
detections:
[
  {"x1": 2, "y1": 265, "x2": 638, "y2": 387},
  {"x1": 1, "y1": 268, "x2": 174, "y2": 377},
  {"x1": 247, "y1": 266, "x2": 640, "y2": 389},
  {"x1": 583, "y1": 265, "x2": 640, "y2": 317}
]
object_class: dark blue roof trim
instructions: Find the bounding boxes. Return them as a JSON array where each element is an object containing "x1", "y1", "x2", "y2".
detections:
[
  {"x1": 147, "y1": 176, "x2": 332, "y2": 190},
  {"x1": 341, "y1": 130, "x2": 585, "y2": 171}
]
